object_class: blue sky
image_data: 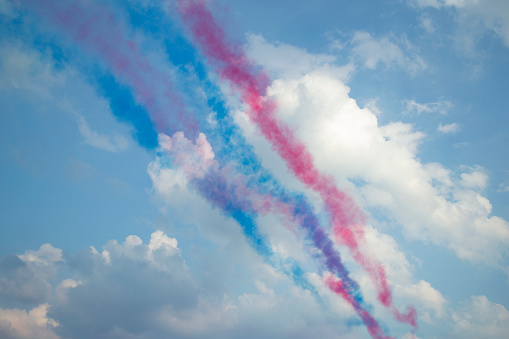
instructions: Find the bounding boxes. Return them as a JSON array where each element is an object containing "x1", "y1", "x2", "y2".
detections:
[{"x1": 0, "y1": 0, "x2": 508, "y2": 338}]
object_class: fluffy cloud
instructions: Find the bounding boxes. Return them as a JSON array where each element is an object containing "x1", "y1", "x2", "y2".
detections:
[
  {"x1": 0, "y1": 304, "x2": 59, "y2": 339},
  {"x1": 50, "y1": 231, "x2": 200, "y2": 339},
  {"x1": 460, "y1": 166, "x2": 488, "y2": 189},
  {"x1": 146, "y1": 136, "x2": 446, "y2": 331},
  {"x1": 244, "y1": 37, "x2": 509, "y2": 269},
  {"x1": 0, "y1": 43, "x2": 65, "y2": 100},
  {"x1": 348, "y1": 32, "x2": 427, "y2": 73},
  {"x1": 409, "y1": 0, "x2": 509, "y2": 48},
  {"x1": 0, "y1": 244, "x2": 63, "y2": 308},
  {"x1": 0, "y1": 228, "x2": 382, "y2": 339},
  {"x1": 348, "y1": 226, "x2": 446, "y2": 324},
  {"x1": 245, "y1": 34, "x2": 353, "y2": 81},
  {"x1": 437, "y1": 122, "x2": 459, "y2": 134},
  {"x1": 451, "y1": 295, "x2": 509, "y2": 339}
]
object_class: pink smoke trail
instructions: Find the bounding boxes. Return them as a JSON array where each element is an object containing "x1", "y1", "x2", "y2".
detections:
[
  {"x1": 325, "y1": 275, "x2": 394, "y2": 339},
  {"x1": 159, "y1": 131, "x2": 311, "y2": 219},
  {"x1": 21, "y1": 0, "x2": 199, "y2": 137},
  {"x1": 176, "y1": 0, "x2": 417, "y2": 329}
]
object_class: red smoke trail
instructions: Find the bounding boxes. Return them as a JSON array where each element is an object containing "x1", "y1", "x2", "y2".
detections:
[
  {"x1": 325, "y1": 275, "x2": 394, "y2": 339},
  {"x1": 177, "y1": 0, "x2": 417, "y2": 329},
  {"x1": 21, "y1": 0, "x2": 199, "y2": 137}
]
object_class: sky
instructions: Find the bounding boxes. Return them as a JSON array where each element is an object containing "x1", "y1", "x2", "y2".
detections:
[{"x1": 0, "y1": 0, "x2": 508, "y2": 338}]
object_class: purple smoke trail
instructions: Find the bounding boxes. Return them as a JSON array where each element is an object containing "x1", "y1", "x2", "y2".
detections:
[
  {"x1": 19, "y1": 0, "x2": 316, "y2": 293},
  {"x1": 21, "y1": 0, "x2": 199, "y2": 137},
  {"x1": 176, "y1": 0, "x2": 417, "y2": 330}
]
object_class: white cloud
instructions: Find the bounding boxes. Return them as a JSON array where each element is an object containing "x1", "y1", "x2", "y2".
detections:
[
  {"x1": 351, "y1": 32, "x2": 404, "y2": 69},
  {"x1": 401, "y1": 333, "x2": 423, "y2": 339},
  {"x1": 0, "y1": 304, "x2": 60, "y2": 339},
  {"x1": 158, "y1": 132, "x2": 216, "y2": 180},
  {"x1": 0, "y1": 43, "x2": 65, "y2": 100},
  {"x1": 348, "y1": 226, "x2": 446, "y2": 324},
  {"x1": 77, "y1": 115, "x2": 128, "y2": 153},
  {"x1": 148, "y1": 128, "x2": 448, "y2": 331},
  {"x1": 18, "y1": 244, "x2": 63, "y2": 266},
  {"x1": 54, "y1": 279, "x2": 81, "y2": 304},
  {"x1": 498, "y1": 182, "x2": 509, "y2": 193},
  {"x1": 403, "y1": 99, "x2": 453, "y2": 115},
  {"x1": 0, "y1": 229, "x2": 380, "y2": 339},
  {"x1": 1, "y1": 244, "x2": 64, "y2": 307},
  {"x1": 419, "y1": 15, "x2": 436, "y2": 33},
  {"x1": 451, "y1": 295, "x2": 509, "y2": 339},
  {"x1": 409, "y1": 0, "x2": 509, "y2": 48},
  {"x1": 48, "y1": 231, "x2": 201, "y2": 339},
  {"x1": 241, "y1": 40, "x2": 509, "y2": 268},
  {"x1": 397, "y1": 280, "x2": 446, "y2": 319},
  {"x1": 0, "y1": 41, "x2": 134, "y2": 157},
  {"x1": 460, "y1": 167, "x2": 488, "y2": 189},
  {"x1": 363, "y1": 98, "x2": 382, "y2": 116},
  {"x1": 409, "y1": 0, "x2": 442, "y2": 8},
  {"x1": 348, "y1": 32, "x2": 427, "y2": 73},
  {"x1": 245, "y1": 34, "x2": 354, "y2": 81},
  {"x1": 438, "y1": 122, "x2": 459, "y2": 134}
]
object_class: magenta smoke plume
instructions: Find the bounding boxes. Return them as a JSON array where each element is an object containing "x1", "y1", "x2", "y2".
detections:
[
  {"x1": 22, "y1": 0, "x2": 199, "y2": 137},
  {"x1": 176, "y1": 0, "x2": 417, "y2": 330}
]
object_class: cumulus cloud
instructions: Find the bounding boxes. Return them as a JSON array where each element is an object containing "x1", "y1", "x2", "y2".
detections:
[
  {"x1": 451, "y1": 295, "x2": 509, "y2": 339},
  {"x1": 146, "y1": 135, "x2": 446, "y2": 331},
  {"x1": 363, "y1": 98, "x2": 382, "y2": 116},
  {"x1": 397, "y1": 280, "x2": 446, "y2": 320},
  {"x1": 51, "y1": 231, "x2": 199, "y2": 339},
  {"x1": 0, "y1": 245, "x2": 63, "y2": 308},
  {"x1": 460, "y1": 166, "x2": 488, "y2": 189},
  {"x1": 0, "y1": 304, "x2": 59, "y2": 339},
  {"x1": 0, "y1": 228, "x2": 382, "y2": 339},
  {"x1": 348, "y1": 226, "x2": 446, "y2": 324},
  {"x1": 158, "y1": 132, "x2": 216, "y2": 180},
  {"x1": 243, "y1": 37, "x2": 509, "y2": 269}
]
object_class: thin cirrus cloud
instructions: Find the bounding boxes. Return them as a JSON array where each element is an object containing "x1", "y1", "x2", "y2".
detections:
[
  {"x1": 408, "y1": 0, "x2": 509, "y2": 48},
  {"x1": 402, "y1": 99, "x2": 453, "y2": 115},
  {"x1": 77, "y1": 115, "x2": 128, "y2": 153}
]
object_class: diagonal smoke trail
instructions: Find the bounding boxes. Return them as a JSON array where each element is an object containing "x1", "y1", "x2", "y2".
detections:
[
  {"x1": 176, "y1": 0, "x2": 417, "y2": 330},
  {"x1": 19, "y1": 0, "x2": 317, "y2": 295}
]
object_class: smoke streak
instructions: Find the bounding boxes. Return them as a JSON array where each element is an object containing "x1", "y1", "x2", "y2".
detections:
[
  {"x1": 19, "y1": 0, "x2": 419, "y2": 335},
  {"x1": 325, "y1": 275, "x2": 394, "y2": 339},
  {"x1": 19, "y1": 0, "x2": 320, "y2": 294},
  {"x1": 177, "y1": 0, "x2": 417, "y2": 329},
  {"x1": 21, "y1": 0, "x2": 199, "y2": 137},
  {"x1": 158, "y1": 131, "x2": 318, "y2": 293}
]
